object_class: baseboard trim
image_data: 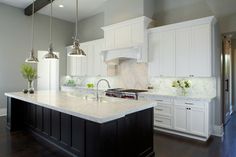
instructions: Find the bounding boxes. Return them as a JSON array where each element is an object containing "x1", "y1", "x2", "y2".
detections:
[
  {"x1": 212, "y1": 124, "x2": 224, "y2": 137},
  {"x1": 0, "y1": 108, "x2": 6, "y2": 117},
  {"x1": 154, "y1": 127, "x2": 209, "y2": 142}
]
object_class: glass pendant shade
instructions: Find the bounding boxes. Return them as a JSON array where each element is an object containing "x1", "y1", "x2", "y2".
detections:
[
  {"x1": 68, "y1": 39, "x2": 86, "y2": 57},
  {"x1": 68, "y1": 0, "x2": 86, "y2": 57},
  {"x1": 43, "y1": 0, "x2": 59, "y2": 60}
]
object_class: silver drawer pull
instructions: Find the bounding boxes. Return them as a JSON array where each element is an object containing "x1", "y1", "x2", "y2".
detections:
[
  {"x1": 155, "y1": 108, "x2": 163, "y2": 111},
  {"x1": 155, "y1": 120, "x2": 163, "y2": 123},
  {"x1": 156, "y1": 100, "x2": 163, "y2": 102},
  {"x1": 185, "y1": 102, "x2": 193, "y2": 105}
]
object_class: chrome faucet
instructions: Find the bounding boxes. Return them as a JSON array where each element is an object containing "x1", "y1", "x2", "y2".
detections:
[{"x1": 96, "y1": 79, "x2": 111, "y2": 101}]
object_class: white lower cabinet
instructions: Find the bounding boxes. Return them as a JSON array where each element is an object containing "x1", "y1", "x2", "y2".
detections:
[
  {"x1": 154, "y1": 115, "x2": 172, "y2": 129},
  {"x1": 188, "y1": 107, "x2": 206, "y2": 136},
  {"x1": 174, "y1": 105, "x2": 188, "y2": 132},
  {"x1": 174, "y1": 101, "x2": 207, "y2": 137},
  {"x1": 138, "y1": 94, "x2": 212, "y2": 141}
]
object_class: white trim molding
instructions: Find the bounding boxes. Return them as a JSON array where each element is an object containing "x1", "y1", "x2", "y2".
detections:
[
  {"x1": 0, "y1": 108, "x2": 6, "y2": 117},
  {"x1": 212, "y1": 124, "x2": 224, "y2": 137}
]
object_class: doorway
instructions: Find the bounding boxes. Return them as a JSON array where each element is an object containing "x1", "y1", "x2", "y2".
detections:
[{"x1": 222, "y1": 34, "x2": 236, "y2": 125}]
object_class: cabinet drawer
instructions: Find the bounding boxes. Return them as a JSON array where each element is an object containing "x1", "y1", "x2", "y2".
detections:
[
  {"x1": 154, "y1": 116, "x2": 172, "y2": 129},
  {"x1": 154, "y1": 104, "x2": 173, "y2": 116},
  {"x1": 153, "y1": 97, "x2": 172, "y2": 104},
  {"x1": 174, "y1": 99, "x2": 205, "y2": 108}
]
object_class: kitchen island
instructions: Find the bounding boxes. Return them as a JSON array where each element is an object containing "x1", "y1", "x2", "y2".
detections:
[{"x1": 5, "y1": 91, "x2": 156, "y2": 157}]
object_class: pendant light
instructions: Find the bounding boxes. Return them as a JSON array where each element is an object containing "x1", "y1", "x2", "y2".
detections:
[
  {"x1": 68, "y1": 0, "x2": 86, "y2": 57},
  {"x1": 44, "y1": 0, "x2": 59, "y2": 60},
  {"x1": 25, "y1": 0, "x2": 39, "y2": 63}
]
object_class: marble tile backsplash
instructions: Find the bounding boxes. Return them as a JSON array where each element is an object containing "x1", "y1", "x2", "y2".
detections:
[
  {"x1": 62, "y1": 60, "x2": 216, "y2": 98},
  {"x1": 149, "y1": 77, "x2": 216, "y2": 98}
]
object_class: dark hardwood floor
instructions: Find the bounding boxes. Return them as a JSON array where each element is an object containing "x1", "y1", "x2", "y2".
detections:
[{"x1": 0, "y1": 114, "x2": 236, "y2": 157}]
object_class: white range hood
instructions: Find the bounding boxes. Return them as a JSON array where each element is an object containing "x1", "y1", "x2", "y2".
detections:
[
  {"x1": 101, "y1": 16, "x2": 153, "y2": 65},
  {"x1": 101, "y1": 45, "x2": 143, "y2": 65}
]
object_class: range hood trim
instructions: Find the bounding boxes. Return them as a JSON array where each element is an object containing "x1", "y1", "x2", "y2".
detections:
[{"x1": 101, "y1": 45, "x2": 143, "y2": 65}]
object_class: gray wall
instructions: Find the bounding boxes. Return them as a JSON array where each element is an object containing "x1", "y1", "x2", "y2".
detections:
[
  {"x1": 219, "y1": 13, "x2": 236, "y2": 33},
  {"x1": 76, "y1": 0, "x2": 156, "y2": 42},
  {"x1": 77, "y1": 13, "x2": 104, "y2": 43},
  {"x1": 154, "y1": 0, "x2": 213, "y2": 26},
  {"x1": 153, "y1": 0, "x2": 236, "y2": 33},
  {"x1": 0, "y1": 3, "x2": 74, "y2": 108},
  {"x1": 104, "y1": 0, "x2": 144, "y2": 25}
]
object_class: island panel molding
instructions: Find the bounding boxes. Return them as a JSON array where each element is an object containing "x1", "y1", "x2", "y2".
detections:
[{"x1": 6, "y1": 97, "x2": 155, "y2": 157}]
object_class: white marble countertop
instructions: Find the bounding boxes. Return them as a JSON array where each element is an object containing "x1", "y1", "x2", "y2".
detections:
[
  {"x1": 139, "y1": 91, "x2": 216, "y2": 102},
  {"x1": 5, "y1": 91, "x2": 156, "y2": 123}
]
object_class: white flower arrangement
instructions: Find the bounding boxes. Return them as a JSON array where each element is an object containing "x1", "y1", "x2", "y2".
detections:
[{"x1": 172, "y1": 80, "x2": 191, "y2": 96}]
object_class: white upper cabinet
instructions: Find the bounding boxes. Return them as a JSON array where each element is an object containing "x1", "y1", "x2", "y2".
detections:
[
  {"x1": 148, "y1": 16, "x2": 217, "y2": 77},
  {"x1": 67, "y1": 39, "x2": 107, "y2": 77},
  {"x1": 102, "y1": 16, "x2": 153, "y2": 63},
  {"x1": 190, "y1": 24, "x2": 211, "y2": 77},
  {"x1": 149, "y1": 30, "x2": 175, "y2": 77},
  {"x1": 148, "y1": 33, "x2": 161, "y2": 77},
  {"x1": 159, "y1": 30, "x2": 176, "y2": 77},
  {"x1": 175, "y1": 27, "x2": 191, "y2": 77}
]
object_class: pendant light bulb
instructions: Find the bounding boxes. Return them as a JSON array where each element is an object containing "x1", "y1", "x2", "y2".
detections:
[
  {"x1": 25, "y1": 0, "x2": 38, "y2": 63},
  {"x1": 43, "y1": 0, "x2": 59, "y2": 60},
  {"x1": 68, "y1": 0, "x2": 86, "y2": 57}
]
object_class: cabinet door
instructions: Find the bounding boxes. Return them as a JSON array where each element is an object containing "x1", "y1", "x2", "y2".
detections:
[
  {"x1": 190, "y1": 24, "x2": 211, "y2": 77},
  {"x1": 49, "y1": 54, "x2": 59, "y2": 90},
  {"x1": 94, "y1": 40, "x2": 107, "y2": 76},
  {"x1": 79, "y1": 44, "x2": 88, "y2": 76},
  {"x1": 175, "y1": 28, "x2": 191, "y2": 77},
  {"x1": 86, "y1": 44, "x2": 94, "y2": 76},
  {"x1": 174, "y1": 105, "x2": 187, "y2": 132},
  {"x1": 159, "y1": 30, "x2": 176, "y2": 77},
  {"x1": 148, "y1": 32, "x2": 161, "y2": 77},
  {"x1": 67, "y1": 56, "x2": 77, "y2": 76},
  {"x1": 115, "y1": 25, "x2": 132, "y2": 48},
  {"x1": 188, "y1": 107, "x2": 206, "y2": 136}
]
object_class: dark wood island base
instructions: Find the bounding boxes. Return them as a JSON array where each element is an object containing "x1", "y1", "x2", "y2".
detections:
[{"x1": 7, "y1": 97, "x2": 155, "y2": 157}]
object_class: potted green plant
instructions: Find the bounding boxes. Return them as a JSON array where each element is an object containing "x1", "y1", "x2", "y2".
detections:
[{"x1": 20, "y1": 64, "x2": 38, "y2": 94}]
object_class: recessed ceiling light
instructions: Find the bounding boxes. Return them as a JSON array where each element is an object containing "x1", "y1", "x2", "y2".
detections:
[{"x1": 59, "y1": 5, "x2": 64, "y2": 8}]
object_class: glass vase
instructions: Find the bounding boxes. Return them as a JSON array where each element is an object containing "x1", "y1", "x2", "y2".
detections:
[
  {"x1": 28, "y1": 80, "x2": 34, "y2": 93},
  {"x1": 177, "y1": 88, "x2": 188, "y2": 96}
]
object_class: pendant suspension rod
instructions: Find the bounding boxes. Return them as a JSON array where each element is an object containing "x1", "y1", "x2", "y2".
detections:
[
  {"x1": 75, "y1": 0, "x2": 78, "y2": 40},
  {"x1": 49, "y1": 0, "x2": 53, "y2": 45},
  {"x1": 31, "y1": 0, "x2": 35, "y2": 51}
]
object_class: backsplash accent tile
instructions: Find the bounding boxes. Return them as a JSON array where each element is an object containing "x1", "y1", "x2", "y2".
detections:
[{"x1": 117, "y1": 60, "x2": 148, "y2": 89}]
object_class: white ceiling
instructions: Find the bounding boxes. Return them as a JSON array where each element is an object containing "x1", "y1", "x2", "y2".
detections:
[
  {"x1": 38, "y1": 0, "x2": 107, "y2": 22},
  {"x1": 0, "y1": 0, "x2": 107, "y2": 22}
]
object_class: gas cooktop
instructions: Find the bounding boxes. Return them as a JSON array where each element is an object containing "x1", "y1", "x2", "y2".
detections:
[{"x1": 105, "y1": 88, "x2": 148, "y2": 100}]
